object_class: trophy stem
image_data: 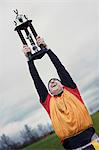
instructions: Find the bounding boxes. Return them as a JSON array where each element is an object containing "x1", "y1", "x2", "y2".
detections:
[
  {"x1": 24, "y1": 28, "x2": 38, "y2": 52},
  {"x1": 24, "y1": 28, "x2": 35, "y2": 45}
]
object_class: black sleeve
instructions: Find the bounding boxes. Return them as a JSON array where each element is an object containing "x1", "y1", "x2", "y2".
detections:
[
  {"x1": 28, "y1": 60, "x2": 48, "y2": 102},
  {"x1": 47, "y1": 49, "x2": 76, "y2": 89}
]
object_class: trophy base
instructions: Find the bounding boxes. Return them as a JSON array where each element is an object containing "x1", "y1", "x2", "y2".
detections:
[{"x1": 30, "y1": 48, "x2": 48, "y2": 60}]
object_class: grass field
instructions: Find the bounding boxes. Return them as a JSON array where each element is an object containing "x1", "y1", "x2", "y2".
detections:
[
  {"x1": 23, "y1": 111, "x2": 99, "y2": 150},
  {"x1": 91, "y1": 111, "x2": 99, "y2": 135}
]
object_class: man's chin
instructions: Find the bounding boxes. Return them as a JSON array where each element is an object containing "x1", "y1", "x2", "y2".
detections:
[{"x1": 53, "y1": 89, "x2": 63, "y2": 96}]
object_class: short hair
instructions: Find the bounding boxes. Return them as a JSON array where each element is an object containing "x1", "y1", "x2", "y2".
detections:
[{"x1": 48, "y1": 78, "x2": 61, "y2": 91}]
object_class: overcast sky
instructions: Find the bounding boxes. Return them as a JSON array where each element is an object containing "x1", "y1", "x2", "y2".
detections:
[{"x1": 0, "y1": 0, "x2": 99, "y2": 138}]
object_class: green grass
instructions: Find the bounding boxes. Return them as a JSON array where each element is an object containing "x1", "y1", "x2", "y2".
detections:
[
  {"x1": 23, "y1": 133, "x2": 64, "y2": 150},
  {"x1": 92, "y1": 111, "x2": 99, "y2": 135},
  {"x1": 23, "y1": 111, "x2": 99, "y2": 150}
]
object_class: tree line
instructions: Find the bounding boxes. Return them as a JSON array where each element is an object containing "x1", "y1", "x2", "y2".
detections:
[{"x1": 0, "y1": 123, "x2": 54, "y2": 150}]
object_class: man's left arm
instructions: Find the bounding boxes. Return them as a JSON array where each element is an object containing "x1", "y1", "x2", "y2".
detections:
[{"x1": 47, "y1": 49, "x2": 76, "y2": 89}]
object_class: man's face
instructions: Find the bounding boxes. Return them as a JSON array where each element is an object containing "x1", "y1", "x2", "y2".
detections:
[{"x1": 48, "y1": 79, "x2": 63, "y2": 96}]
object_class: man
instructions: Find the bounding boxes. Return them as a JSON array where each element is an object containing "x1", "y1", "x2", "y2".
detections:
[{"x1": 23, "y1": 36, "x2": 98, "y2": 149}]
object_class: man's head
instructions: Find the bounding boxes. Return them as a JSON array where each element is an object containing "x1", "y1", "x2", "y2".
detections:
[{"x1": 48, "y1": 78, "x2": 64, "y2": 96}]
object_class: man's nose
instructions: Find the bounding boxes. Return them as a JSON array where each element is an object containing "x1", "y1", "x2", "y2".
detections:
[{"x1": 51, "y1": 80, "x2": 55, "y2": 83}]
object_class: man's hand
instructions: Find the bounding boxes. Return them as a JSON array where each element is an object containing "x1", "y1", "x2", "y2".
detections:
[
  {"x1": 22, "y1": 36, "x2": 48, "y2": 57},
  {"x1": 22, "y1": 45, "x2": 31, "y2": 57},
  {"x1": 36, "y1": 36, "x2": 48, "y2": 48}
]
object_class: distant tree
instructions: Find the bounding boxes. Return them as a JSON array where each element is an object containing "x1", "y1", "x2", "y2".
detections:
[
  {"x1": 20, "y1": 124, "x2": 38, "y2": 143},
  {"x1": 0, "y1": 134, "x2": 15, "y2": 150},
  {"x1": 46, "y1": 123, "x2": 53, "y2": 133},
  {"x1": 37, "y1": 124, "x2": 46, "y2": 136}
]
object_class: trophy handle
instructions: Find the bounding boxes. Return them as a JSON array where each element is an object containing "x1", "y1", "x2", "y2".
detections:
[
  {"x1": 17, "y1": 29, "x2": 27, "y2": 45},
  {"x1": 29, "y1": 22, "x2": 46, "y2": 49},
  {"x1": 17, "y1": 29, "x2": 33, "y2": 60}
]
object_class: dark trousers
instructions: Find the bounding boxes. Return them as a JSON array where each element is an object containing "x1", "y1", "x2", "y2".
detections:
[{"x1": 62, "y1": 127, "x2": 95, "y2": 149}]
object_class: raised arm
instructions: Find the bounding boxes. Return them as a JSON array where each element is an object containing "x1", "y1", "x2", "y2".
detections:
[
  {"x1": 23, "y1": 45, "x2": 48, "y2": 102},
  {"x1": 47, "y1": 49, "x2": 76, "y2": 89},
  {"x1": 36, "y1": 36, "x2": 76, "y2": 89}
]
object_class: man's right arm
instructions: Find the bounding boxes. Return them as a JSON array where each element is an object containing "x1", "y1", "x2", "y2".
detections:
[
  {"x1": 28, "y1": 60, "x2": 48, "y2": 102},
  {"x1": 23, "y1": 45, "x2": 48, "y2": 102}
]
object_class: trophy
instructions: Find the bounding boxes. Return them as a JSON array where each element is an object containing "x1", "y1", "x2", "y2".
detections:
[{"x1": 14, "y1": 9, "x2": 47, "y2": 60}]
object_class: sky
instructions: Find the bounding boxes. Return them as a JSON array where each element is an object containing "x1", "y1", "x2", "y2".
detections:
[{"x1": 0, "y1": 0, "x2": 99, "y2": 138}]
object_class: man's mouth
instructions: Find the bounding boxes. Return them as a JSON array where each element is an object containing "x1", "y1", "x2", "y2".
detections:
[{"x1": 52, "y1": 84, "x2": 59, "y2": 91}]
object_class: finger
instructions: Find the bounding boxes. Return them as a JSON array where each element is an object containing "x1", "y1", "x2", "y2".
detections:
[
  {"x1": 36, "y1": 36, "x2": 40, "y2": 40},
  {"x1": 23, "y1": 45, "x2": 28, "y2": 48},
  {"x1": 23, "y1": 46, "x2": 31, "y2": 50},
  {"x1": 37, "y1": 38, "x2": 44, "y2": 43}
]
